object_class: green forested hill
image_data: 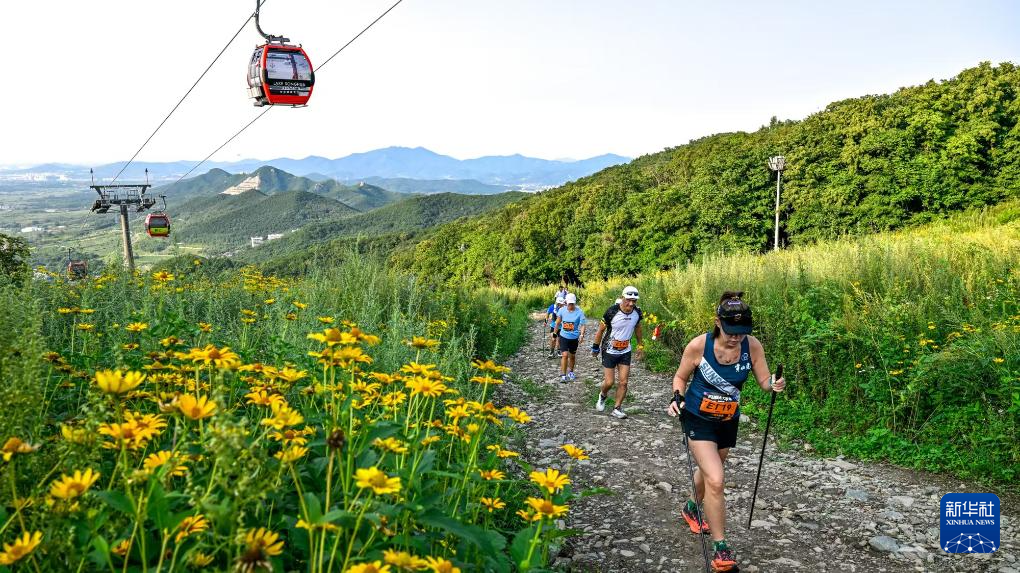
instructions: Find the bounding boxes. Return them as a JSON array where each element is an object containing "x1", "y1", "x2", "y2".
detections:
[
  {"x1": 245, "y1": 191, "x2": 528, "y2": 265},
  {"x1": 173, "y1": 190, "x2": 359, "y2": 252},
  {"x1": 395, "y1": 62, "x2": 1020, "y2": 286}
]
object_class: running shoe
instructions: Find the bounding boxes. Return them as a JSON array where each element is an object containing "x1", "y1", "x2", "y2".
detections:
[
  {"x1": 710, "y1": 547, "x2": 737, "y2": 572},
  {"x1": 680, "y1": 501, "x2": 711, "y2": 534},
  {"x1": 548, "y1": 350, "x2": 555, "y2": 359},
  {"x1": 611, "y1": 407, "x2": 627, "y2": 419},
  {"x1": 567, "y1": 371, "x2": 576, "y2": 381},
  {"x1": 595, "y1": 393, "x2": 607, "y2": 412},
  {"x1": 560, "y1": 374, "x2": 568, "y2": 383}
]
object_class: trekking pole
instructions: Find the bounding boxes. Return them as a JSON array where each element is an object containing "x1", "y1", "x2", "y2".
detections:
[
  {"x1": 678, "y1": 410, "x2": 711, "y2": 573},
  {"x1": 748, "y1": 363, "x2": 782, "y2": 529}
]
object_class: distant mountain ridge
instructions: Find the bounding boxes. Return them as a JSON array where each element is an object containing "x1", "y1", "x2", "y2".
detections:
[{"x1": 1, "y1": 147, "x2": 631, "y2": 188}]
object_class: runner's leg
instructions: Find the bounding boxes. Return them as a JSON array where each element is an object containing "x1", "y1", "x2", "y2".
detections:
[
  {"x1": 599, "y1": 363, "x2": 615, "y2": 397},
  {"x1": 690, "y1": 441, "x2": 729, "y2": 543},
  {"x1": 613, "y1": 363, "x2": 630, "y2": 408}
]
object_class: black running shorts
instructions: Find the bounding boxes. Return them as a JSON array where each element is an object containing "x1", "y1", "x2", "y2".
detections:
[
  {"x1": 682, "y1": 409, "x2": 739, "y2": 450},
  {"x1": 558, "y1": 337, "x2": 579, "y2": 354},
  {"x1": 601, "y1": 351, "x2": 632, "y2": 369}
]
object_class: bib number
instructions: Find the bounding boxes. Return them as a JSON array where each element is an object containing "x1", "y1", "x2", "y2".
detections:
[
  {"x1": 611, "y1": 339, "x2": 629, "y2": 350},
  {"x1": 699, "y1": 393, "x2": 738, "y2": 420},
  {"x1": 562, "y1": 322, "x2": 575, "y2": 332}
]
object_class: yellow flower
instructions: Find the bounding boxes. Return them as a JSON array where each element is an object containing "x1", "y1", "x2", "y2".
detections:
[
  {"x1": 76, "y1": 323, "x2": 95, "y2": 331},
  {"x1": 420, "y1": 435, "x2": 441, "y2": 447},
  {"x1": 317, "y1": 316, "x2": 335, "y2": 324},
  {"x1": 284, "y1": 312, "x2": 298, "y2": 321},
  {"x1": 346, "y1": 562, "x2": 392, "y2": 573},
  {"x1": 993, "y1": 357, "x2": 1005, "y2": 364},
  {"x1": 264, "y1": 298, "x2": 276, "y2": 305},
  {"x1": 1, "y1": 437, "x2": 39, "y2": 462},
  {"x1": 469, "y1": 375, "x2": 503, "y2": 386},
  {"x1": 175, "y1": 515, "x2": 209, "y2": 542},
  {"x1": 190, "y1": 551, "x2": 215, "y2": 568},
  {"x1": 486, "y1": 444, "x2": 519, "y2": 458},
  {"x1": 292, "y1": 301, "x2": 307, "y2": 310},
  {"x1": 479, "y1": 497, "x2": 506, "y2": 512},
  {"x1": 400, "y1": 362, "x2": 437, "y2": 376},
  {"x1": 269, "y1": 427, "x2": 315, "y2": 447},
  {"x1": 144, "y1": 451, "x2": 188, "y2": 477},
  {"x1": 187, "y1": 345, "x2": 241, "y2": 369},
  {"x1": 529, "y1": 468, "x2": 570, "y2": 494},
  {"x1": 60, "y1": 424, "x2": 92, "y2": 445},
  {"x1": 516, "y1": 509, "x2": 539, "y2": 523},
  {"x1": 424, "y1": 557, "x2": 460, "y2": 573},
  {"x1": 372, "y1": 437, "x2": 409, "y2": 455},
  {"x1": 406, "y1": 377, "x2": 448, "y2": 398},
  {"x1": 245, "y1": 390, "x2": 285, "y2": 408},
  {"x1": 355, "y1": 467, "x2": 402, "y2": 495},
  {"x1": 404, "y1": 336, "x2": 440, "y2": 351},
  {"x1": 562, "y1": 444, "x2": 589, "y2": 460},
  {"x1": 236, "y1": 527, "x2": 284, "y2": 571},
  {"x1": 176, "y1": 395, "x2": 218, "y2": 420},
  {"x1": 152, "y1": 271, "x2": 174, "y2": 282},
  {"x1": 57, "y1": 307, "x2": 76, "y2": 314},
  {"x1": 308, "y1": 328, "x2": 357, "y2": 347},
  {"x1": 471, "y1": 359, "x2": 510, "y2": 374},
  {"x1": 260, "y1": 402, "x2": 304, "y2": 429},
  {"x1": 478, "y1": 469, "x2": 505, "y2": 481},
  {"x1": 112, "y1": 539, "x2": 131, "y2": 557},
  {"x1": 274, "y1": 446, "x2": 309, "y2": 463},
  {"x1": 197, "y1": 322, "x2": 212, "y2": 333},
  {"x1": 94, "y1": 370, "x2": 146, "y2": 395},
  {"x1": 383, "y1": 549, "x2": 428, "y2": 570},
  {"x1": 79, "y1": 308, "x2": 95, "y2": 315},
  {"x1": 275, "y1": 367, "x2": 308, "y2": 384},
  {"x1": 49, "y1": 469, "x2": 100, "y2": 500},
  {"x1": 125, "y1": 322, "x2": 149, "y2": 332},
  {"x1": 0, "y1": 531, "x2": 42, "y2": 566},
  {"x1": 501, "y1": 406, "x2": 531, "y2": 424},
  {"x1": 525, "y1": 496, "x2": 569, "y2": 519}
]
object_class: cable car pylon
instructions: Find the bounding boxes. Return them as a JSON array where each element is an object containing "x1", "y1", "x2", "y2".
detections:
[{"x1": 89, "y1": 168, "x2": 155, "y2": 273}]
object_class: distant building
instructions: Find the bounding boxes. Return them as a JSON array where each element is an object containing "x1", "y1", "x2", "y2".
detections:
[
  {"x1": 20, "y1": 226, "x2": 44, "y2": 233},
  {"x1": 267, "y1": 233, "x2": 284, "y2": 241},
  {"x1": 250, "y1": 236, "x2": 264, "y2": 247}
]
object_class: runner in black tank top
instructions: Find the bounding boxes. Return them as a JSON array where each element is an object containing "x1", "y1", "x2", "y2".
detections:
[{"x1": 666, "y1": 292, "x2": 787, "y2": 572}]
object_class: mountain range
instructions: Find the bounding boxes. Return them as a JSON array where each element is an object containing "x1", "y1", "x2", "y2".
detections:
[{"x1": 1, "y1": 147, "x2": 630, "y2": 189}]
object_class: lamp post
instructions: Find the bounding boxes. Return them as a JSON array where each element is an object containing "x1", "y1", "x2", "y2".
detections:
[{"x1": 767, "y1": 156, "x2": 786, "y2": 251}]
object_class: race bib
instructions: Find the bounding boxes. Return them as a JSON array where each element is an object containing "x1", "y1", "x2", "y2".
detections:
[
  {"x1": 611, "y1": 339, "x2": 629, "y2": 350},
  {"x1": 562, "y1": 322, "x2": 575, "y2": 332},
  {"x1": 699, "y1": 392, "x2": 738, "y2": 420}
]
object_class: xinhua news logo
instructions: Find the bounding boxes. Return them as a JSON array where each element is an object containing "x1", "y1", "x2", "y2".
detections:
[{"x1": 939, "y1": 493, "x2": 1000, "y2": 554}]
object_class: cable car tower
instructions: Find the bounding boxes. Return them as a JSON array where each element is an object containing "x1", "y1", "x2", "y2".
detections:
[{"x1": 89, "y1": 168, "x2": 154, "y2": 272}]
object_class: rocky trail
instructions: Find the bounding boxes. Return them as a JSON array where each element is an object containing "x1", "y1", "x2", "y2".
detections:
[{"x1": 496, "y1": 317, "x2": 1017, "y2": 572}]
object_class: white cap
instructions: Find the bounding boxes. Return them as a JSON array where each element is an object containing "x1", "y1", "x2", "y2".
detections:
[
  {"x1": 622, "y1": 286, "x2": 640, "y2": 300},
  {"x1": 555, "y1": 296, "x2": 566, "y2": 304},
  {"x1": 565, "y1": 293, "x2": 577, "y2": 304}
]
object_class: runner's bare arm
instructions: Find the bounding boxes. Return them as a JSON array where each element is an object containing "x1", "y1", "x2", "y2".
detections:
[
  {"x1": 634, "y1": 323, "x2": 644, "y2": 349},
  {"x1": 592, "y1": 322, "x2": 606, "y2": 346},
  {"x1": 749, "y1": 336, "x2": 786, "y2": 392},
  {"x1": 668, "y1": 336, "x2": 704, "y2": 415}
]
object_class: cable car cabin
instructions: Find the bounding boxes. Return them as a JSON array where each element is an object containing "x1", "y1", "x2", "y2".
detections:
[
  {"x1": 247, "y1": 44, "x2": 314, "y2": 106},
  {"x1": 67, "y1": 260, "x2": 88, "y2": 280},
  {"x1": 145, "y1": 212, "x2": 171, "y2": 238}
]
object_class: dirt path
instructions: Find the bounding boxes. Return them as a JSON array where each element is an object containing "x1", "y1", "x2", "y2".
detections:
[{"x1": 497, "y1": 317, "x2": 1017, "y2": 573}]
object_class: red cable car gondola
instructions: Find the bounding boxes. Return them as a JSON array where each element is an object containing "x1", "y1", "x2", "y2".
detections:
[
  {"x1": 66, "y1": 248, "x2": 88, "y2": 280},
  {"x1": 145, "y1": 212, "x2": 171, "y2": 238},
  {"x1": 247, "y1": 1, "x2": 314, "y2": 107}
]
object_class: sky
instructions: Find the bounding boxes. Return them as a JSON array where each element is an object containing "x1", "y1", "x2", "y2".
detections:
[{"x1": 3, "y1": 0, "x2": 1018, "y2": 167}]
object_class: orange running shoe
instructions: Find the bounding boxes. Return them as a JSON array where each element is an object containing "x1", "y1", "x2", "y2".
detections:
[
  {"x1": 680, "y1": 501, "x2": 710, "y2": 534},
  {"x1": 710, "y1": 546, "x2": 737, "y2": 572}
]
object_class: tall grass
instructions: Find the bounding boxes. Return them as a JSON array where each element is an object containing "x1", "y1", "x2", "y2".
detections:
[{"x1": 575, "y1": 204, "x2": 1020, "y2": 488}]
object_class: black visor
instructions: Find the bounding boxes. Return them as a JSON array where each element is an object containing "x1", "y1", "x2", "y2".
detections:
[{"x1": 717, "y1": 299, "x2": 753, "y2": 335}]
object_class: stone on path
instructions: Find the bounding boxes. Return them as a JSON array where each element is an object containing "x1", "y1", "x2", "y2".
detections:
[{"x1": 869, "y1": 535, "x2": 901, "y2": 552}]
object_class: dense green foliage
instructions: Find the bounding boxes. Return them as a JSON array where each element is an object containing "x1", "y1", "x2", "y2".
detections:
[
  {"x1": 0, "y1": 232, "x2": 31, "y2": 284},
  {"x1": 575, "y1": 203, "x2": 1020, "y2": 489},
  {"x1": 359, "y1": 177, "x2": 510, "y2": 195},
  {"x1": 397, "y1": 62, "x2": 1020, "y2": 286}
]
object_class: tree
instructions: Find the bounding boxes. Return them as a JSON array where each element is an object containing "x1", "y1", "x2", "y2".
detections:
[{"x1": 0, "y1": 233, "x2": 31, "y2": 284}]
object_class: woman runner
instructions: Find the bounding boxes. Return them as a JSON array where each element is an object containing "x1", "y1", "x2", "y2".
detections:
[{"x1": 667, "y1": 291, "x2": 786, "y2": 572}]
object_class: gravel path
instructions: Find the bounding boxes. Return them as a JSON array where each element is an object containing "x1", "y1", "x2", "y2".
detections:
[{"x1": 497, "y1": 316, "x2": 1017, "y2": 572}]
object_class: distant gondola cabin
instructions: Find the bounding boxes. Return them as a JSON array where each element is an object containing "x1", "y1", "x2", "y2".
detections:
[
  {"x1": 247, "y1": 44, "x2": 314, "y2": 106},
  {"x1": 67, "y1": 260, "x2": 88, "y2": 280},
  {"x1": 145, "y1": 213, "x2": 170, "y2": 238}
]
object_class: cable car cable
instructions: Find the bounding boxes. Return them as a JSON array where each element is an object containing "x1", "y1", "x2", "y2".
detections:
[
  {"x1": 111, "y1": 2, "x2": 271, "y2": 184},
  {"x1": 170, "y1": 0, "x2": 406, "y2": 186}
]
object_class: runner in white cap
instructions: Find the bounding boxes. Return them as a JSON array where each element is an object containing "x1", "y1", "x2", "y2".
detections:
[
  {"x1": 555, "y1": 293, "x2": 587, "y2": 382},
  {"x1": 545, "y1": 296, "x2": 566, "y2": 358},
  {"x1": 591, "y1": 286, "x2": 644, "y2": 418}
]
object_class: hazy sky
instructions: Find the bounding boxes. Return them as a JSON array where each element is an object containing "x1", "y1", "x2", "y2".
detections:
[{"x1": 3, "y1": 0, "x2": 1017, "y2": 167}]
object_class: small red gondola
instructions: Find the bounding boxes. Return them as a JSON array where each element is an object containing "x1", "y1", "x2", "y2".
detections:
[
  {"x1": 145, "y1": 212, "x2": 171, "y2": 238},
  {"x1": 247, "y1": 44, "x2": 314, "y2": 106}
]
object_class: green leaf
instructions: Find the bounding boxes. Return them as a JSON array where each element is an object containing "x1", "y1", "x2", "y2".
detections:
[
  {"x1": 89, "y1": 535, "x2": 113, "y2": 570},
  {"x1": 95, "y1": 491, "x2": 135, "y2": 516},
  {"x1": 303, "y1": 492, "x2": 323, "y2": 524},
  {"x1": 418, "y1": 511, "x2": 505, "y2": 553},
  {"x1": 148, "y1": 483, "x2": 172, "y2": 530},
  {"x1": 510, "y1": 525, "x2": 538, "y2": 571}
]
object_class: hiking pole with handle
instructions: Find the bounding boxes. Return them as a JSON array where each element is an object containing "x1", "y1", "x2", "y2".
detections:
[
  {"x1": 678, "y1": 406, "x2": 711, "y2": 573},
  {"x1": 747, "y1": 363, "x2": 782, "y2": 529}
]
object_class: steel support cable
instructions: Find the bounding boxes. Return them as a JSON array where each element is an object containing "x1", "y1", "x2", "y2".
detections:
[
  {"x1": 111, "y1": 3, "x2": 268, "y2": 183},
  {"x1": 170, "y1": 0, "x2": 406, "y2": 186}
]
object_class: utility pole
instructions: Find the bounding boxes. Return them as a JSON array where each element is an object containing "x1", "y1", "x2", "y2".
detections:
[
  {"x1": 767, "y1": 156, "x2": 786, "y2": 251},
  {"x1": 90, "y1": 169, "x2": 154, "y2": 272}
]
